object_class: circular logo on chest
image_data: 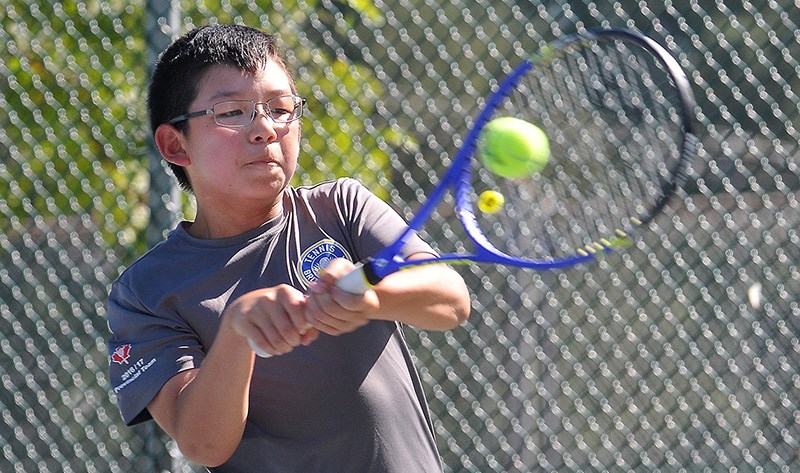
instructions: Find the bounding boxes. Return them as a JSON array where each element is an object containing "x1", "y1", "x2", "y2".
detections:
[{"x1": 298, "y1": 239, "x2": 351, "y2": 286}]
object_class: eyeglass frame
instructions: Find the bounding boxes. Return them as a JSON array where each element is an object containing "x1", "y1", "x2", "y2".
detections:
[{"x1": 167, "y1": 94, "x2": 307, "y2": 128}]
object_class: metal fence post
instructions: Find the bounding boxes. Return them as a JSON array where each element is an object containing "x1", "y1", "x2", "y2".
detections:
[
  {"x1": 146, "y1": 0, "x2": 182, "y2": 247},
  {"x1": 144, "y1": 0, "x2": 183, "y2": 471}
]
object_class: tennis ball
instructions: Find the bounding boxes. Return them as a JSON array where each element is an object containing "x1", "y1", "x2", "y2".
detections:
[
  {"x1": 478, "y1": 190, "x2": 505, "y2": 214},
  {"x1": 478, "y1": 117, "x2": 550, "y2": 179}
]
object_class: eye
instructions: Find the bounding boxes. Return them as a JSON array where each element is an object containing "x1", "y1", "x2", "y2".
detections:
[
  {"x1": 216, "y1": 107, "x2": 247, "y2": 118},
  {"x1": 212, "y1": 101, "x2": 253, "y2": 126},
  {"x1": 270, "y1": 107, "x2": 293, "y2": 117}
]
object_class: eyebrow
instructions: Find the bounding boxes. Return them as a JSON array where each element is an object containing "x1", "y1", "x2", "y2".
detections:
[
  {"x1": 207, "y1": 89, "x2": 295, "y2": 102},
  {"x1": 209, "y1": 91, "x2": 245, "y2": 101}
]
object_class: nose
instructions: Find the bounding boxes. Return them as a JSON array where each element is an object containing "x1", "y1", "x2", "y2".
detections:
[{"x1": 249, "y1": 105, "x2": 278, "y2": 142}]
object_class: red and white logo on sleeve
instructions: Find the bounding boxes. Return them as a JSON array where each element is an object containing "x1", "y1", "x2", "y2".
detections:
[{"x1": 111, "y1": 344, "x2": 132, "y2": 365}]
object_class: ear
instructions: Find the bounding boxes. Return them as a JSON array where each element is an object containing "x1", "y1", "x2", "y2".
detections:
[{"x1": 154, "y1": 123, "x2": 191, "y2": 166}]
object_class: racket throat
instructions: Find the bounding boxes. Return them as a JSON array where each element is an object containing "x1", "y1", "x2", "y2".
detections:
[{"x1": 361, "y1": 258, "x2": 386, "y2": 286}]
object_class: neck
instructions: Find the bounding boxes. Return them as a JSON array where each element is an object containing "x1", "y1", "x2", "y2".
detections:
[{"x1": 187, "y1": 195, "x2": 283, "y2": 239}]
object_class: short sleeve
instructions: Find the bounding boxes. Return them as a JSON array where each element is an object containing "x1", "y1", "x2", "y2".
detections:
[{"x1": 107, "y1": 280, "x2": 205, "y2": 425}]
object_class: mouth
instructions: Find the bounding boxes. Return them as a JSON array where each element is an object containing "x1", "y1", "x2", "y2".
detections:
[{"x1": 245, "y1": 158, "x2": 278, "y2": 167}]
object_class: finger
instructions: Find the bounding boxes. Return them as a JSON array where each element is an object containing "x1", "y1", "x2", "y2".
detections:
[
  {"x1": 248, "y1": 292, "x2": 305, "y2": 354},
  {"x1": 246, "y1": 318, "x2": 293, "y2": 357},
  {"x1": 259, "y1": 316, "x2": 299, "y2": 354},
  {"x1": 270, "y1": 286, "x2": 315, "y2": 341},
  {"x1": 240, "y1": 321, "x2": 276, "y2": 357},
  {"x1": 304, "y1": 293, "x2": 348, "y2": 335},
  {"x1": 315, "y1": 258, "x2": 354, "y2": 284},
  {"x1": 306, "y1": 296, "x2": 369, "y2": 336},
  {"x1": 249, "y1": 316, "x2": 311, "y2": 358},
  {"x1": 283, "y1": 293, "x2": 313, "y2": 334},
  {"x1": 329, "y1": 285, "x2": 373, "y2": 311},
  {"x1": 267, "y1": 311, "x2": 303, "y2": 346},
  {"x1": 300, "y1": 328, "x2": 320, "y2": 346}
]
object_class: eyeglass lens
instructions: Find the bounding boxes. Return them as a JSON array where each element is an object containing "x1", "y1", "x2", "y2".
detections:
[{"x1": 214, "y1": 96, "x2": 304, "y2": 127}]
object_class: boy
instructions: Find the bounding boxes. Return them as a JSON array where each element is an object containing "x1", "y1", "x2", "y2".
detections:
[{"x1": 107, "y1": 24, "x2": 471, "y2": 472}]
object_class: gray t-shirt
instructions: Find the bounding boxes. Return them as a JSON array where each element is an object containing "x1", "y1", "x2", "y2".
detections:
[{"x1": 107, "y1": 178, "x2": 443, "y2": 472}]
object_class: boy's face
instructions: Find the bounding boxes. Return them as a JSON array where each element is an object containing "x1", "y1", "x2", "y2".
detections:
[{"x1": 177, "y1": 61, "x2": 301, "y2": 209}]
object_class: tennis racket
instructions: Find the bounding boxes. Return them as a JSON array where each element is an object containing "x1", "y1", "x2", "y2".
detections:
[
  {"x1": 250, "y1": 28, "x2": 697, "y2": 357},
  {"x1": 337, "y1": 27, "x2": 698, "y2": 294}
]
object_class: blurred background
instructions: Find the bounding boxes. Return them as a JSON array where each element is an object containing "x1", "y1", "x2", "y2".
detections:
[{"x1": 1, "y1": 0, "x2": 798, "y2": 471}]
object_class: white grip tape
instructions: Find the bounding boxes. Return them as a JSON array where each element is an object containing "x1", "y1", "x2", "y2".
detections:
[{"x1": 335, "y1": 262, "x2": 371, "y2": 294}]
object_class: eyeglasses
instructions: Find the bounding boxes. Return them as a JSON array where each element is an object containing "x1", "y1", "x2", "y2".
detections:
[{"x1": 168, "y1": 95, "x2": 307, "y2": 128}]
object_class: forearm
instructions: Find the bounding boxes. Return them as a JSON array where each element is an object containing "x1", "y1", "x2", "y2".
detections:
[
  {"x1": 372, "y1": 264, "x2": 471, "y2": 330},
  {"x1": 164, "y1": 325, "x2": 254, "y2": 466},
  {"x1": 152, "y1": 285, "x2": 312, "y2": 466}
]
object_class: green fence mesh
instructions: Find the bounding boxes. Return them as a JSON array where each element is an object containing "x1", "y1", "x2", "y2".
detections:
[{"x1": 1, "y1": 1, "x2": 798, "y2": 472}]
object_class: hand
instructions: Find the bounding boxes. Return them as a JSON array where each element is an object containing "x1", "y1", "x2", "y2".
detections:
[
  {"x1": 304, "y1": 258, "x2": 380, "y2": 336},
  {"x1": 224, "y1": 285, "x2": 319, "y2": 357}
]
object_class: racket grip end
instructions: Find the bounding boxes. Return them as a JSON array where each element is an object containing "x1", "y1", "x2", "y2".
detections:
[{"x1": 248, "y1": 339, "x2": 273, "y2": 358}]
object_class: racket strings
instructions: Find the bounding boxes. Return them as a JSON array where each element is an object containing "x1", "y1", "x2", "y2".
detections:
[
  {"x1": 607, "y1": 42, "x2": 686, "y2": 219},
  {"x1": 473, "y1": 35, "x2": 686, "y2": 261}
]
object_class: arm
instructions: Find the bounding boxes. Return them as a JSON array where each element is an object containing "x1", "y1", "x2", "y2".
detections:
[
  {"x1": 305, "y1": 254, "x2": 471, "y2": 335},
  {"x1": 147, "y1": 284, "x2": 318, "y2": 467}
]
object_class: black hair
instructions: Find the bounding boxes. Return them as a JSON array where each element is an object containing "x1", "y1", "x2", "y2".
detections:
[{"x1": 147, "y1": 24, "x2": 295, "y2": 191}]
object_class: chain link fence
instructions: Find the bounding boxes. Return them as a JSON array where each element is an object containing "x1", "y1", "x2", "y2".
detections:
[{"x1": 1, "y1": 0, "x2": 798, "y2": 471}]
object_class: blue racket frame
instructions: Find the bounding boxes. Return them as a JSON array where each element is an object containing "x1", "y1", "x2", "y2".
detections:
[{"x1": 353, "y1": 27, "x2": 697, "y2": 285}]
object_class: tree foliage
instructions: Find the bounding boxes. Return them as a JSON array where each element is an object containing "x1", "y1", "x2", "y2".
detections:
[
  {"x1": 0, "y1": 0, "x2": 399, "y2": 256},
  {"x1": 1, "y1": 1, "x2": 149, "y2": 251}
]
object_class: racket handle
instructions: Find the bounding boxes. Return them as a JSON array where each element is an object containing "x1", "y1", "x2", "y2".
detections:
[{"x1": 336, "y1": 262, "x2": 371, "y2": 294}]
